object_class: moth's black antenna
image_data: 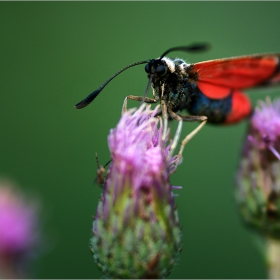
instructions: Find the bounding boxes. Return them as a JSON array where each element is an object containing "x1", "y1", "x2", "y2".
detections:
[
  {"x1": 75, "y1": 60, "x2": 149, "y2": 109},
  {"x1": 75, "y1": 43, "x2": 209, "y2": 109},
  {"x1": 159, "y1": 43, "x2": 209, "y2": 60}
]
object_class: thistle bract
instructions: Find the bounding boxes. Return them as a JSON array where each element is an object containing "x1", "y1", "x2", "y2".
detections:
[
  {"x1": 90, "y1": 105, "x2": 182, "y2": 279},
  {"x1": 237, "y1": 98, "x2": 280, "y2": 238}
]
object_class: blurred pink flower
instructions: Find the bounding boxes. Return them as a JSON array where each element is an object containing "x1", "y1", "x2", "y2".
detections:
[
  {"x1": 247, "y1": 98, "x2": 280, "y2": 160},
  {"x1": 0, "y1": 180, "x2": 40, "y2": 278},
  {"x1": 237, "y1": 98, "x2": 280, "y2": 238},
  {"x1": 252, "y1": 98, "x2": 280, "y2": 145}
]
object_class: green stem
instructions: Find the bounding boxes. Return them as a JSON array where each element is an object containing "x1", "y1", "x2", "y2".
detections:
[{"x1": 267, "y1": 238, "x2": 280, "y2": 279}]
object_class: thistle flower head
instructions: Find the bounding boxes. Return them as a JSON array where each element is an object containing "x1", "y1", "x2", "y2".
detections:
[
  {"x1": 251, "y1": 98, "x2": 280, "y2": 155},
  {"x1": 237, "y1": 98, "x2": 280, "y2": 238},
  {"x1": 90, "y1": 105, "x2": 182, "y2": 279},
  {"x1": 0, "y1": 179, "x2": 40, "y2": 278}
]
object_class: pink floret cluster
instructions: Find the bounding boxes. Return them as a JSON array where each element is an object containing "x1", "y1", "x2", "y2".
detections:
[
  {"x1": 252, "y1": 98, "x2": 280, "y2": 143},
  {"x1": 0, "y1": 181, "x2": 39, "y2": 258},
  {"x1": 107, "y1": 105, "x2": 181, "y2": 192}
]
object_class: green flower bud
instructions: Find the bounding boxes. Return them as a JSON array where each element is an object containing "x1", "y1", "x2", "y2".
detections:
[
  {"x1": 90, "y1": 105, "x2": 182, "y2": 278},
  {"x1": 237, "y1": 99, "x2": 280, "y2": 238}
]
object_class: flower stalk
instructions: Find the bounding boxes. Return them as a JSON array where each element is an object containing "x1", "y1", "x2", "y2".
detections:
[{"x1": 267, "y1": 238, "x2": 280, "y2": 279}]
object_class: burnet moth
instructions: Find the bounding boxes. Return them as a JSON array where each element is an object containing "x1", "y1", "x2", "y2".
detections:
[
  {"x1": 75, "y1": 43, "x2": 280, "y2": 122},
  {"x1": 75, "y1": 44, "x2": 280, "y2": 156}
]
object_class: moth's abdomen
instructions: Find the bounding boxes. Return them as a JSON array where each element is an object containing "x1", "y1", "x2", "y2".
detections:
[{"x1": 187, "y1": 89, "x2": 232, "y2": 124}]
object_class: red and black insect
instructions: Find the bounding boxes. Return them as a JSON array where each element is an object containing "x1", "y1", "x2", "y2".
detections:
[{"x1": 75, "y1": 43, "x2": 280, "y2": 125}]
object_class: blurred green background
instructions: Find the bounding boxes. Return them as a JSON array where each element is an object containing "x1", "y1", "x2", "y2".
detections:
[{"x1": 1, "y1": 2, "x2": 280, "y2": 278}]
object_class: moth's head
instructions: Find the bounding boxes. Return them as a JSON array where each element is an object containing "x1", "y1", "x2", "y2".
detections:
[{"x1": 145, "y1": 59, "x2": 167, "y2": 77}]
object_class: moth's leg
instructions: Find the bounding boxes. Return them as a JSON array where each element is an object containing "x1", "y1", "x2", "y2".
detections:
[
  {"x1": 177, "y1": 114, "x2": 207, "y2": 163},
  {"x1": 122, "y1": 95, "x2": 157, "y2": 114},
  {"x1": 161, "y1": 99, "x2": 169, "y2": 140},
  {"x1": 167, "y1": 109, "x2": 183, "y2": 158},
  {"x1": 178, "y1": 115, "x2": 207, "y2": 159},
  {"x1": 177, "y1": 114, "x2": 208, "y2": 123},
  {"x1": 167, "y1": 110, "x2": 207, "y2": 160}
]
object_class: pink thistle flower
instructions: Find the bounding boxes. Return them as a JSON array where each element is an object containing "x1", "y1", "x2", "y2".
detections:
[
  {"x1": 250, "y1": 98, "x2": 280, "y2": 159},
  {"x1": 0, "y1": 180, "x2": 40, "y2": 278},
  {"x1": 90, "y1": 105, "x2": 183, "y2": 279},
  {"x1": 237, "y1": 98, "x2": 280, "y2": 238}
]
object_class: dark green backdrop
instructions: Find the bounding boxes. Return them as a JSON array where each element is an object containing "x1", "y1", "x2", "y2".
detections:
[{"x1": 1, "y1": 2, "x2": 280, "y2": 278}]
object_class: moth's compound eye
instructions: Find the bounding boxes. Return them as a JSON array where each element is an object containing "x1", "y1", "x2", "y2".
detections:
[
  {"x1": 145, "y1": 64, "x2": 151, "y2": 73},
  {"x1": 155, "y1": 64, "x2": 166, "y2": 75}
]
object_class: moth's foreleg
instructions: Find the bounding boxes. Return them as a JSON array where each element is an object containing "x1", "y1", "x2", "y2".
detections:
[{"x1": 122, "y1": 95, "x2": 157, "y2": 114}]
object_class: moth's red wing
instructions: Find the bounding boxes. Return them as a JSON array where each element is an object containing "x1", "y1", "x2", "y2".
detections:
[
  {"x1": 197, "y1": 82, "x2": 232, "y2": 99},
  {"x1": 192, "y1": 54, "x2": 280, "y2": 99},
  {"x1": 224, "y1": 91, "x2": 252, "y2": 124}
]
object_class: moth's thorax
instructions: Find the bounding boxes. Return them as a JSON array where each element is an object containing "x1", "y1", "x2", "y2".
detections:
[
  {"x1": 149, "y1": 57, "x2": 197, "y2": 110},
  {"x1": 162, "y1": 57, "x2": 191, "y2": 75}
]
